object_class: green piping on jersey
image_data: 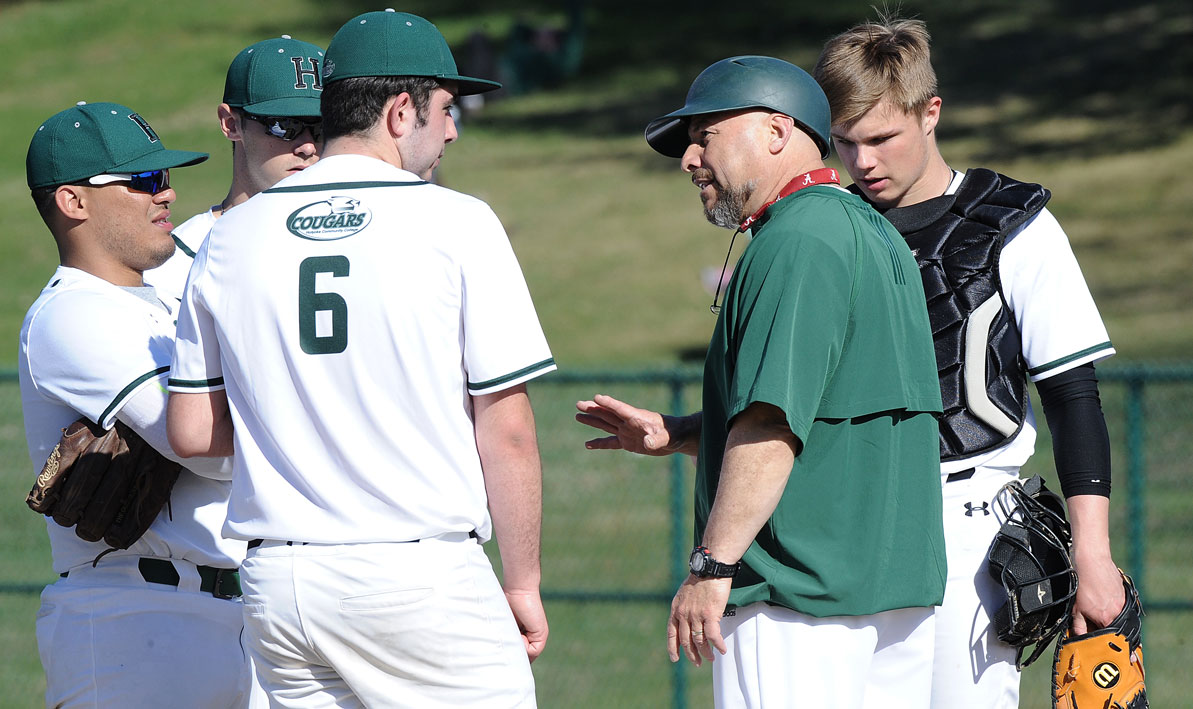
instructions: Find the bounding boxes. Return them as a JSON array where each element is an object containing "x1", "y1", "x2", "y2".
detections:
[
  {"x1": 101, "y1": 366, "x2": 170, "y2": 423},
  {"x1": 1027, "y1": 342, "x2": 1113, "y2": 377},
  {"x1": 167, "y1": 376, "x2": 226, "y2": 389},
  {"x1": 468, "y1": 358, "x2": 556, "y2": 392},
  {"x1": 264, "y1": 181, "x2": 429, "y2": 193},
  {"x1": 875, "y1": 227, "x2": 906, "y2": 285},
  {"x1": 171, "y1": 233, "x2": 197, "y2": 258}
]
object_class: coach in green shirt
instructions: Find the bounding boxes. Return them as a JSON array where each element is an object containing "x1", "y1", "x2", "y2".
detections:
[{"x1": 577, "y1": 56, "x2": 946, "y2": 708}]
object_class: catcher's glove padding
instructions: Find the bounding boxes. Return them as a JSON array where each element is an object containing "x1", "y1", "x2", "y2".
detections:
[
  {"x1": 1053, "y1": 572, "x2": 1147, "y2": 709},
  {"x1": 27, "y1": 418, "x2": 182, "y2": 550},
  {"x1": 987, "y1": 475, "x2": 1078, "y2": 668}
]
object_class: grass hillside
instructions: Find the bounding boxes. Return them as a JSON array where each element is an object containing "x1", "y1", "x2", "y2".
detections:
[
  {"x1": 1, "y1": 1, "x2": 1190, "y2": 707},
  {"x1": 2, "y1": 0, "x2": 1191, "y2": 367}
]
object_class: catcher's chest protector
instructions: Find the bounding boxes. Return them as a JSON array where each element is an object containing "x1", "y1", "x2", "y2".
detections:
[{"x1": 883, "y1": 169, "x2": 1049, "y2": 460}]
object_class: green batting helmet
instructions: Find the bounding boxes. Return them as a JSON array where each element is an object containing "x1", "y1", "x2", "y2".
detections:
[{"x1": 645, "y1": 56, "x2": 831, "y2": 159}]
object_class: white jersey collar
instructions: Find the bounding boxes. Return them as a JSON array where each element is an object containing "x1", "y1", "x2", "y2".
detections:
[{"x1": 944, "y1": 169, "x2": 965, "y2": 196}]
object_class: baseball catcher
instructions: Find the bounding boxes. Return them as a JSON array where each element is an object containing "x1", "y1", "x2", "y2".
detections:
[
  {"x1": 1052, "y1": 571, "x2": 1148, "y2": 709},
  {"x1": 27, "y1": 417, "x2": 181, "y2": 551}
]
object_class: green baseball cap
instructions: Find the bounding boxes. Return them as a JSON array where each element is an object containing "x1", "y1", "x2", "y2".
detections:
[
  {"x1": 26, "y1": 102, "x2": 208, "y2": 190},
  {"x1": 224, "y1": 35, "x2": 325, "y2": 117},
  {"x1": 323, "y1": 10, "x2": 500, "y2": 95}
]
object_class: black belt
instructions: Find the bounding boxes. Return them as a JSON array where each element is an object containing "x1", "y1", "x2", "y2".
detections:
[
  {"x1": 946, "y1": 468, "x2": 976, "y2": 483},
  {"x1": 247, "y1": 539, "x2": 307, "y2": 550},
  {"x1": 248, "y1": 531, "x2": 480, "y2": 550},
  {"x1": 60, "y1": 558, "x2": 241, "y2": 599}
]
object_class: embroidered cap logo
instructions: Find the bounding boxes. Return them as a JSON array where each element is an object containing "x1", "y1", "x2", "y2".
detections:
[
  {"x1": 292, "y1": 56, "x2": 323, "y2": 91},
  {"x1": 127, "y1": 113, "x2": 160, "y2": 143}
]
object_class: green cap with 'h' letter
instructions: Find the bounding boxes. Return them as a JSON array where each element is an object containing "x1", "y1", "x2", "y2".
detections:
[
  {"x1": 26, "y1": 102, "x2": 208, "y2": 190},
  {"x1": 223, "y1": 35, "x2": 325, "y2": 117},
  {"x1": 323, "y1": 9, "x2": 501, "y2": 95}
]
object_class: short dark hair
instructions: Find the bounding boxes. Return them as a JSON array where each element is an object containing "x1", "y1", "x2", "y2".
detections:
[
  {"x1": 321, "y1": 76, "x2": 439, "y2": 140},
  {"x1": 31, "y1": 184, "x2": 62, "y2": 228}
]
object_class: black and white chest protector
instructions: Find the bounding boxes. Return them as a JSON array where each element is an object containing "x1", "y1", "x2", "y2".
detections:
[{"x1": 878, "y1": 169, "x2": 1050, "y2": 460}]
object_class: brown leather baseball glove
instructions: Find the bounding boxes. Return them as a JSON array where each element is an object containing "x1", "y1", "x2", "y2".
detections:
[
  {"x1": 1053, "y1": 571, "x2": 1148, "y2": 709},
  {"x1": 27, "y1": 417, "x2": 182, "y2": 550}
]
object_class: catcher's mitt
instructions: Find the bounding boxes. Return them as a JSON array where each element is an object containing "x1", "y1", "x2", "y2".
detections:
[
  {"x1": 27, "y1": 418, "x2": 181, "y2": 550},
  {"x1": 1053, "y1": 571, "x2": 1147, "y2": 709}
]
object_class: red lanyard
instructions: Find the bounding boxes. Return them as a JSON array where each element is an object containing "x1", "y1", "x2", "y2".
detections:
[
  {"x1": 738, "y1": 167, "x2": 841, "y2": 231},
  {"x1": 711, "y1": 167, "x2": 842, "y2": 314}
]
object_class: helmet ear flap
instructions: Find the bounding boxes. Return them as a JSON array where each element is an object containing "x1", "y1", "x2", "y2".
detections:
[{"x1": 987, "y1": 475, "x2": 1078, "y2": 668}]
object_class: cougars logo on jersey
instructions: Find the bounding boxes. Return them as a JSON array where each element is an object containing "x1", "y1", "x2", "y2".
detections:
[{"x1": 286, "y1": 196, "x2": 371, "y2": 240}]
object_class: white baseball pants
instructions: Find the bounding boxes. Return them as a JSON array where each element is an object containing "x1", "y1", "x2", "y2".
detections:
[
  {"x1": 930, "y1": 465, "x2": 1022, "y2": 708},
  {"x1": 241, "y1": 533, "x2": 535, "y2": 708},
  {"x1": 712, "y1": 601, "x2": 936, "y2": 708},
  {"x1": 36, "y1": 556, "x2": 249, "y2": 708}
]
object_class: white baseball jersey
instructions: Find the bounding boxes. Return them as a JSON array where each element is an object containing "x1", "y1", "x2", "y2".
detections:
[
  {"x1": 19, "y1": 266, "x2": 242, "y2": 573},
  {"x1": 169, "y1": 154, "x2": 555, "y2": 544},
  {"x1": 144, "y1": 207, "x2": 217, "y2": 306},
  {"x1": 941, "y1": 170, "x2": 1114, "y2": 475}
]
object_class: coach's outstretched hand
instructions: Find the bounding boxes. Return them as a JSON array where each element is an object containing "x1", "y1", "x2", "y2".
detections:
[
  {"x1": 576, "y1": 394, "x2": 701, "y2": 456},
  {"x1": 505, "y1": 588, "x2": 549, "y2": 662}
]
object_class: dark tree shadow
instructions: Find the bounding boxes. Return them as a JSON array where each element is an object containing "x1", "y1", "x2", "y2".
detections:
[
  {"x1": 927, "y1": 0, "x2": 1193, "y2": 160},
  {"x1": 292, "y1": 0, "x2": 1192, "y2": 162}
]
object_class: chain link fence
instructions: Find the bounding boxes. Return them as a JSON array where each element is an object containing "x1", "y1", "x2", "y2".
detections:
[{"x1": 2, "y1": 365, "x2": 1190, "y2": 706}]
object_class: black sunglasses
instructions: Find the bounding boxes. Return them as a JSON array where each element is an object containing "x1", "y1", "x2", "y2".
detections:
[
  {"x1": 244, "y1": 113, "x2": 323, "y2": 142},
  {"x1": 86, "y1": 169, "x2": 171, "y2": 194}
]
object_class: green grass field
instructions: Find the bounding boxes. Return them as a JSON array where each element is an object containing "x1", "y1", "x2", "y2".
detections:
[{"x1": 2, "y1": 0, "x2": 1191, "y2": 706}]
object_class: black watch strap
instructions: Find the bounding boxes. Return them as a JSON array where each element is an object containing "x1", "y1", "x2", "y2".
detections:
[{"x1": 689, "y1": 546, "x2": 740, "y2": 578}]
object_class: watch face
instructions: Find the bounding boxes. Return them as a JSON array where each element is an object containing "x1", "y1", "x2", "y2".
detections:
[{"x1": 689, "y1": 549, "x2": 706, "y2": 574}]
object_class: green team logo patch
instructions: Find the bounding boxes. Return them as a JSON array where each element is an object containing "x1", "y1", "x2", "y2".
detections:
[{"x1": 287, "y1": 197, "x2": 371, "y2": 240}]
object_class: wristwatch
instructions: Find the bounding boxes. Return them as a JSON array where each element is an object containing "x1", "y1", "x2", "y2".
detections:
[{"x1": 688, "y1": 546, "x2": 740, "y2": 578}]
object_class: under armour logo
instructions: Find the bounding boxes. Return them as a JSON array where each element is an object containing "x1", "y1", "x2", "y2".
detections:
[
  {"x1": 963, "y1": 501, "x2": 990, "y2": 517},
  {"x1": 1037, "y1": 583, "x2": 1047, "y2": 603}
]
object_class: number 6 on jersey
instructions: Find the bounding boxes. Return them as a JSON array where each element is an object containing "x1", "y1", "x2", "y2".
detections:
[{"x1": 298, "y1": 255, "x2": 349, "y2": 354}]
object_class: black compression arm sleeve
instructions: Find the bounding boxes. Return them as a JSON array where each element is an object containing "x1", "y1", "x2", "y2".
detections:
[{"x1": 1036, "y1": 362, "x2": 1112, "y2": 498}]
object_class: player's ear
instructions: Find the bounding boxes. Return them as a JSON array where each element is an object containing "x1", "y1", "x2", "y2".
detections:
[
  {"x1": 385, "y1": 92, "x2": 416, "y2": 139},
  {"x1": 54, "y1": 184, "x2": 89, "y2": 222},
  {"x1": 922, "y1": 96, "x2": 942, "y2": 136},
  {"x1": 218, "y1": 104, "x2": 242, "y2": 142}
]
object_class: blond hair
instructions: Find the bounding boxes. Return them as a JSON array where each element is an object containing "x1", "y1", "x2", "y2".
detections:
[{"x1": 813, "y1": 17, "x2": 937, "y2": 126}]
